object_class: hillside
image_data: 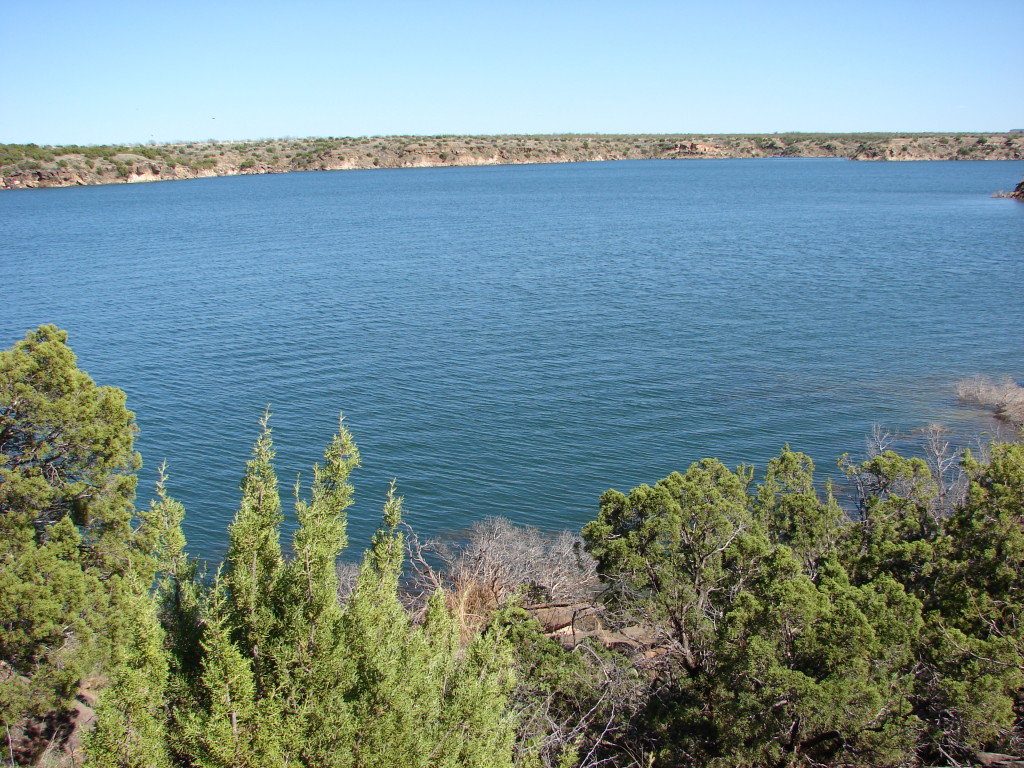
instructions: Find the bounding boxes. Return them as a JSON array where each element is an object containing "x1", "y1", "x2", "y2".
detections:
[{"x1": 2, "y1": 132, "x2": 1023, "y2": 190}]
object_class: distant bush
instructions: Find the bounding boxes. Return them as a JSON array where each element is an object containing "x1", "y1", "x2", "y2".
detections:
[{"x1": 0, "y1": 143, "x2": 58, "y2": 166}]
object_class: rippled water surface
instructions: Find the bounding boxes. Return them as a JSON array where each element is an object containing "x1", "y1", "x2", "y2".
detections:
[{"x1": 3, "y1": 159, "x2": 1023, "y2": 561}]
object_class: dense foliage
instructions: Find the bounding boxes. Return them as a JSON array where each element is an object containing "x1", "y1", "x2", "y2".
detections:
[
  {"x1": 578, "y1": 445, "x2": 1023, "y2": 766},
  {"x1": 0, "y1": 326, "x2": 145, "y2": 730},
  {"x1": 1, "y1": 326, "x2": 1021, "y2": 767}
]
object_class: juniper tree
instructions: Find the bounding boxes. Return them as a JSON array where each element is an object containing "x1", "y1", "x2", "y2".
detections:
[
  {"x1": 582, "y1": 449, "x2": 925, "y2": 766},
  {"x1": 83, "y1": 461, "x2": 207, "y2": 768},
  {"x1": 755, "y1": 446, "x2": 843, "y2": 575},
  {"x1": 838, "y1": 449, "x2": 942, "y2": 593},
  {"x1": 84, "y1": 575, "x2": 172, "y2": 768},
  {"x1": 280, "y1": 414, "x2": 358, "y2": 655},
  {"x1": 917, "y1": 442, "x2": 1024, "y2": 758},
  {"x1": 176, "y1": 577, "x2": 284, "y2": 768},
  {"x1": 180, "y1": 419, "x2": 519, "y2": 768},
  {"x1": 223, "y1": 411, "x2": 284, "y2": 696},
  {"x1": 342, "y1": 483, "x2": 426, "y2": 767},
  {"x1": 0, "y1": 325, "x2": 140, "y2": 569},
  {"x1": 708, "y1": 551, "x2": 922, "y2": 767},
  {"x1": 137, "y1": 468, "x2": 206, "y2": 691},
  {"x1": 0, "y1": 326, "x2": 142, "y2": 746},
  {"x1": 272, "y1": 416, "x2": 360, "y2": 763},
  {"x1": 0, "y1": 515, "x2": 105, "y2": 722},
  {"x1": 583, "y1": 458, "x2": 764, "y2": 677},
  {"x1": 153, "y1": 415, "x2": 361, "y2": 768},
  {"x1": 341, "y1": 483, "x2": 517, "y2": 768}
]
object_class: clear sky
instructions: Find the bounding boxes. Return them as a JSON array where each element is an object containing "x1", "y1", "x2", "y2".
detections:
[{"x1": 6, "y1": 0, "x2": 1023, "y2": 145}]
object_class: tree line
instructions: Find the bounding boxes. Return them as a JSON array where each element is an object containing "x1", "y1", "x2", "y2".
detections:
[{"x1": 1, "y1": 326, "x2": 1021, "y2": 767}]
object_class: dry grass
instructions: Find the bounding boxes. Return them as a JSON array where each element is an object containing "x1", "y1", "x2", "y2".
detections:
[
  {"x1": 405, "y1": 517, "x2": 599, "y2": 640},
  {"x1": 956, "y1": 375, "x2": 1024, "y2": 427},
  {"x1": 333, "y1": 517, "x2": 599, "y2": 643}
]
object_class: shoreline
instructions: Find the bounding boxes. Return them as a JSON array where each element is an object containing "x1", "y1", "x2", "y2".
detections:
[{"x1": 3, "y1": 132, "x2": 1024, "y2": 190}]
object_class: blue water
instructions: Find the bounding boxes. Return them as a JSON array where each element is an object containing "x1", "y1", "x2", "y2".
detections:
[{"x1": 2, "y1": 159, "x2": 1023, "y2": 563}]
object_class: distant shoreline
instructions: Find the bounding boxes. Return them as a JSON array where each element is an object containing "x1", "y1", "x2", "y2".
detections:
[{"x1": 3, "y1": 132, "x2": 1023, "y2": 190}]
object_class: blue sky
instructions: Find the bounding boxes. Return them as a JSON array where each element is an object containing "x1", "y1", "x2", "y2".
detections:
[{"x1": 6, "y1": 0, "x2": 1023, "y2": 145}]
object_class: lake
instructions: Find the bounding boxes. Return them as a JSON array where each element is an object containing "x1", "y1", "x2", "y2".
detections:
[{"x1": 2, "y1": 159, "x2": 1023, "y2": 562}]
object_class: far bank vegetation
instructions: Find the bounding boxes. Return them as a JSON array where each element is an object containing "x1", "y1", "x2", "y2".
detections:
[{"x1": 3, "y1": 132, "x2": 1024, "y2": 189}]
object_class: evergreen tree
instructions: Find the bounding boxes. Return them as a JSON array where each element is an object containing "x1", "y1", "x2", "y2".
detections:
[
  {"x1": 710, "y1": 551, "x2": 921, "y2": 767},
  {"x1": 583, "y1": 458, "x2": 765, "y2": 678},
  {"x1": 918, "y1": 442, "x2": 1024, "y2": 757},
  {"x1": 281, "y1": 415, "x2": 358, "y2": 647},
  {"x1": 271, "y1": 416, "x2": 360, "y2": 765},
  {"x1": 177, "y1": 578, "x2": 283, "y2": 768},
  {"x1": 342, "y1": 483, "x2": 428, "y2": 767},
  {"x1": 31, "y1": 323, "x2": 1024, "y2": 766},
  {"x1": 583, "y1": 449, "x2": 925, "y2": 766},
  {"x1": 0, "y1": 326, "x2": 141, "y2": 749},
  {"x1": 839, "y1": 449, "x2": 942, "y2": 594},
  {"x1": 149, "y1": 472, "x2": 205, "y2": 699},
  {"x1": 0, "y1": 325, "x2": 140, "y2": 569},
  {"x1": 341, "y1": 483, "x2": 517, "y2": 768},
  {"x1": 756, "y1": 446, "x2": 843, "y2": 574},
  {"x1": 223, "y1": 411, "x2": 284, "y2": 697},
  {"x1": 85, "y1": 466, "x2": 193, "y2": 767},
  {"x1": 84, "y1": 576, "x2": 172, "y2": 768},
  {"x1": 0, "y1": 516, "x2": 104, "y2": 722}
]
